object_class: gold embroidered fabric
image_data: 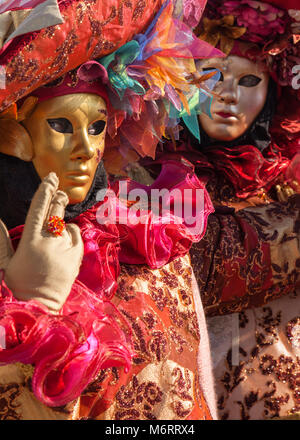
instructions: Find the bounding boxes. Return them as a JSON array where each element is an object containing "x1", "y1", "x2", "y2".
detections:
[
  {"x1": 0, "y1": 363, "x2": 80, "y2": 420},
  {"x1": 189, "y1": 170, "x2": 300, "y2": 419},
  {"x1": 207, "y1": 291, "x2": 300, "y2": 419},
  {"x1": 79, "y1": 255, "x2": 213, "y2": 420},
  {"x1": 191, "y1": 196, "x2": 300, "y2": 316}
]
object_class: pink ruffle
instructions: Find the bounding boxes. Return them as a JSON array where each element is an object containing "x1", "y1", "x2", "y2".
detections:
[
  {"x1": 70, "y1": 160, "x2": 213, "y2": 292},
  {"x1": 112, "y1": 160, "x2": 214, "y2": 267},
  {"x1": 0, "y1": 0, "x2": 45, "y2": 14},
  {"x1": 3, "y1": 162, "x2": 213, "y2": 406},
  {"x1": 0, "y1": 276, "x2": 133, "y2": 407}
]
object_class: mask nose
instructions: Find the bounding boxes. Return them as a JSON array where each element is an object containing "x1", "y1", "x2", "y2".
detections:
[
  {"x1": 70, "y1": 129, "x2": 95, "y2": 161},
  {"x1": 218, "y1": 77, "x2": 239, "y2": 105}
]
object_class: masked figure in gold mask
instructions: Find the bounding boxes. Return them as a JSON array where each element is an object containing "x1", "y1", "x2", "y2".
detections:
[
  {"x1": 0, "y1": 0, "x2": 224, "y2": 421},
  {"x1": 23, "y1": 94, "x2": 107, "y2": 205},
  {"x1": 147, "y1": 0, "x2": 300, "y2": 420}
]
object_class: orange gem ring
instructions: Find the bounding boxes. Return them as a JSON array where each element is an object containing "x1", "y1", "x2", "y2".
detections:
[{"x1": 47, "y1": 216, "x2": 66, "y2": 237}]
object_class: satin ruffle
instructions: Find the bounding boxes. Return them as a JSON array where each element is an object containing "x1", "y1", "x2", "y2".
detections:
[
  {"x1": 155, "y1": 142, "x2": 291, "y2": 198},
  {"x1": 0, "y1": 275, "x2": 132, "y2": 407}
]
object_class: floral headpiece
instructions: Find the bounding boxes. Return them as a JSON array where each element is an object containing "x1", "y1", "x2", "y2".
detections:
[
  {"x1": 197, "y1": 15, "x2": 247, "y2": 55},
  {"x1": 194, "y1": 0, "x2": 300, "y2": 88}
]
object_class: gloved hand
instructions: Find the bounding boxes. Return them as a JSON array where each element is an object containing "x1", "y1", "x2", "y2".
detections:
[{"x1": 0, "y1": 172, "x2": 84, "y2": 312}]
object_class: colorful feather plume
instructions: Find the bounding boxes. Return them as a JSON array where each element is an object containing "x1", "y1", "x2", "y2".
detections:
[{"x1": 92, "y1": 0, "x2": 223, "y2": 163}]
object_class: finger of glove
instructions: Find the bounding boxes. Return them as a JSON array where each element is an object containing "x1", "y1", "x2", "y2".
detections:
[
  {"x1": 22, "y1": 173, "x2": 59, "y2": 242},
  {"x1": 65, "y1": 223, "x2": 84, "y2": 257},
  {"x1": 47, "y1": 190, "x2": 69, "y2": 219},
  {"x1": 0, "y1": 219, "x2": 14, "y2": 270}
]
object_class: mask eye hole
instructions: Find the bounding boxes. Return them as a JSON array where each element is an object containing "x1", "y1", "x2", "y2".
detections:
[
  {"x1": 88, "y1": 120, "x2": 106, "y2": 136},
  {"x1": 47, "y1": 118, "x2": 73, "y2": 133},
  {"x1": 202, "y1": 67, "x2": 223, "y2": 82},
  {"x1": 238, "y1": 75, "x2": 261, "y2": 87}
]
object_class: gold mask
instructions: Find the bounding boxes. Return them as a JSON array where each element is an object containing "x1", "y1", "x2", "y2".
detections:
[
  {"x1": 22, "y1": 93, "x2": 107, "y2": 204},
  {"x1": 197, "y1": 55, "x2": 269, "y2": 142}
]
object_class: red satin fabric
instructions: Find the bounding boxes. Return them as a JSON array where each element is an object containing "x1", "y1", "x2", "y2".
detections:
[
  {"x1": 0, "y1": 275, "x2": 133, "y2": 407},
  {"x1": 155, "y1": 142, "x2": 292, "y2": 199}
]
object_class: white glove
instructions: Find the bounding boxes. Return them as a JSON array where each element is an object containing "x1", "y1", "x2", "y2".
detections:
[{"x1": 0, "y1": 173, "x2": 84, "y2": 311}]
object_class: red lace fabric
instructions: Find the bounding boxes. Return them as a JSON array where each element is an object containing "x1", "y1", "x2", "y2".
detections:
[{"x1": 0, "y1": 162, "x2": 214, "y2": 412}]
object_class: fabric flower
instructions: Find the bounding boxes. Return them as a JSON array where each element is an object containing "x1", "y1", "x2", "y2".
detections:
[
  {"x1": 218, "y1": 0, "x2": 287, "y2": 44},
  {"x1": 173, "y1": 0, "x2": 207, "y2": 29},
  {"x1": 198, "y1": 15, "x2": 246, "y2": 55},
  {"x1": 100, "y1": 41, "x2": 146, "y2": 100},
  {"x1": 267, "y1": 38, "x2": 300, "y2": 86},
  {"x1": 289, "y1": 10, "x2": 300, "y2": 44}
]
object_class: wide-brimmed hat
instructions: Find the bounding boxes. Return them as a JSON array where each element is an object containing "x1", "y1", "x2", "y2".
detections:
[{"x1": 0, "y1": 0, "x2": 223, "y2": 173}]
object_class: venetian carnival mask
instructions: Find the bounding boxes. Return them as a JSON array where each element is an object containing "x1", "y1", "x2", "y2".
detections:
[
  {"x1": 197, "y1": 55, "x2": 269, "y2": 142},
  {"x1": 22, "y1": 93, "x2": 107, "y2": 204}
]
